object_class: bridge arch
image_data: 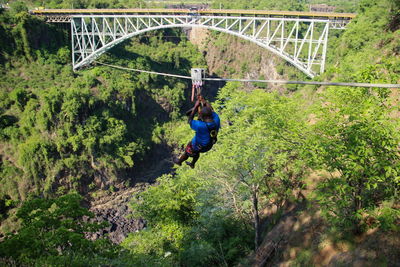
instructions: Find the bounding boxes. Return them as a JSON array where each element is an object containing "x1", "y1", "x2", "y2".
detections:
[{"x1": 71, "y1": 15, "x2": 334, "y2": 77}]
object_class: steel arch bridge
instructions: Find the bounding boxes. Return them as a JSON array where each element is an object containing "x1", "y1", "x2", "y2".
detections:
[{"x1": 31, "y1": 9, "x2": 355, "y2": 78}]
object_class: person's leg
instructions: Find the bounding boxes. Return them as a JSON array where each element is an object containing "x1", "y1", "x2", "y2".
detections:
[
  {"x1": 174, "y1": 141, "x2": 193, "y2": 166},
  {"x1": 186, "y1": 153, "x2": 199, "y2": 169},
  {"x1": 174, "y1": 152, "x2": 189, "y2": 166},
  {"x1": 192, "y1": 153, "x2": 200, "y2": 166}
]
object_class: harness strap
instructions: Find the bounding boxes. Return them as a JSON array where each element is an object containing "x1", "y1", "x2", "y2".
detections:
[{"x1": 205, "y1": 121, "x2": 218, "y2": 144}]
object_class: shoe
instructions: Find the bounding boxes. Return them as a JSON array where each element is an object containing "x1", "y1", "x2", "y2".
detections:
[
  {"x1": 185, "y1": 161, "x2": 195, "y2": 169},
  {"x1": 173, "y1": 158, "x2": 182, "y2": 166}
]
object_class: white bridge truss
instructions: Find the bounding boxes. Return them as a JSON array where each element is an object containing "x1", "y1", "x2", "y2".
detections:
[{"x1": 71, "y1": 15, "x2": 343, "y2": 77}]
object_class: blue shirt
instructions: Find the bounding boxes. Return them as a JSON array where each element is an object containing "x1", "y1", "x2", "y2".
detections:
[{"x1": 189, "y1": 112, "x2": 220, "y2": 150}]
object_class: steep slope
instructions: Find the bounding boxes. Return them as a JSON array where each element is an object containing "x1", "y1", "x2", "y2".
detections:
[{"x1": 0, "y1": 8, "x2": 205, "y2": 235}]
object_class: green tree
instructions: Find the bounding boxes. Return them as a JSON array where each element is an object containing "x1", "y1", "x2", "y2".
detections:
[
  {"x1": 309, "y1": 87, "x2": 400, "y2": 232},
  {"x1": 193, "y1": 84, "x2": 307, "y2": 249},
  {"x1": 0, "y1": 193, "x2": 120, "y2": 266},
  {"x1": 124, "y1": 173, "x2": 203, "y2": 265},
  {"x1": 9, "y1": 1, "x2": 28, "y2": 15}
]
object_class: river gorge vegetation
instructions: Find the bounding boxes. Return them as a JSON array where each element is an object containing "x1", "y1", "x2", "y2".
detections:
[{"x1": 0, "y1": 0, "x2": 399, "y2": 266}]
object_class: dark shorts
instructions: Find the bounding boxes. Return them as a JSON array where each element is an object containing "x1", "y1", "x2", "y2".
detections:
[{"x1": 185, "y1": 141, "x2": 213, "y2": 157}]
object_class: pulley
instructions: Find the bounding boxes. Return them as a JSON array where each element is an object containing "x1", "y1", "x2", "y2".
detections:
[{"x1": 191, "y1": 68, "x2": 205, "y2": 102}]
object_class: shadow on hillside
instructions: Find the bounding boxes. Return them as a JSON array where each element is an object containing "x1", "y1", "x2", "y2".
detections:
[
  {"x1": 203, "y1": 76, "x2": 226, "y2": 103},
  {"x1": 250, "y1": 198, "x2": 400, "y2": 267},
  {"x1": 125, "y1": 88, "x2": 172, "y2": 184},
  {"x1": 106, "y1": 43, "x2": 193, "y2": 79}
]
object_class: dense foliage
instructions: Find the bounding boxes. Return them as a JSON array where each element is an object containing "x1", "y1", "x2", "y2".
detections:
[
  {"x1": 210, "y1": 0, "x2": 359, "y2": 12},
  {"x1": 0, "y1": 193, "x2": 123, "y2": 266},
  {"x1": 324, "y1": 0, "x2": 400, "y2": 82},
  {"x1": 310, "y1": 86, "x2": 400, "y2": 231},
  {"x1": 0, "y1": 6, "x2": 205, "y2": 204},
  {"x1": 312, "y1": 0, "x2": 400, "y2": 231},
  {"x1": 3, "y1": 0, "x2": 146, "y2": 9}
]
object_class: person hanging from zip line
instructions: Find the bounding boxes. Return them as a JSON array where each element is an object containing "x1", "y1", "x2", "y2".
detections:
[{"x1": 173, "y1": 94, "x2": 220, "y2": 168}]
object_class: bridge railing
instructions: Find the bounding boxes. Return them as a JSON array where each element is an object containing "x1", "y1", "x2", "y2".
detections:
[{"x1": 31, "y1": 8, "x2": 355, "y2": 27}]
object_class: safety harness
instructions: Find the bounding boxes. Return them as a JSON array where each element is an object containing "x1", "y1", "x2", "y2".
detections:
[{"x1": 205, "y1": 121, "x2": 218, "y2": 145}]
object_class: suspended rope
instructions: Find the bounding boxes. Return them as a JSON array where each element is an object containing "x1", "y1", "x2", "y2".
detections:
[{"x1": 94, "y1": 61, "x2": 400, "y2": 89}]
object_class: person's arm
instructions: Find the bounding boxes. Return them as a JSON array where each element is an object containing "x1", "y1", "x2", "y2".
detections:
[
  {"x1": 188, "y1": 99, "x2": 201, "y2": 123},
  {"x1": 198, "y1": 95, "x2": 213, "y2": 111}
]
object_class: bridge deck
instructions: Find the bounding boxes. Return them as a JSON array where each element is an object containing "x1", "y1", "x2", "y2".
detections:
[{"x1": 30, "y1": 8, "x2": 356, "y2": 19}]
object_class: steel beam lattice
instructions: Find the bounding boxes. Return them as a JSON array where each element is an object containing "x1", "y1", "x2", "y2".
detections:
[{"x1": 71, "y1": 15, "x2": 335, "y2": 77}]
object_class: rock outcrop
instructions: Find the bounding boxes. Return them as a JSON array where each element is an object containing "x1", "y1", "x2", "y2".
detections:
[{"x1": 86, "y1": 186, "x2": 148, "y2": 244}]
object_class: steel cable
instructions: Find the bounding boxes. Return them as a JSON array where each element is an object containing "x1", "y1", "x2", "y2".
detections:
[{"x1": 94, "y1": 61, "x2": 400, "y2": 88}]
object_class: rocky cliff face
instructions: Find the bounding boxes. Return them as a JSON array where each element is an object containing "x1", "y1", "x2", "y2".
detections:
[
  {"x1": 87, "y1": 206, "x2": 146, "y2": 244},
  {"x1": 87, "y1": 141, "x2": 174, "y2": 243},
  {"x1": 189, "y1": 28, "x2": 288, "y2": 92},
  {"x1": 87, "y1": 183, "x2": 152, "y2": 244},
  {"x1": 87, "y1": 186, "x2": 148, "y2": 244}
]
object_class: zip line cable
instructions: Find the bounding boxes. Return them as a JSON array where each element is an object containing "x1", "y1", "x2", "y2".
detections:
[
  {"x1": 94, "y1": 61, "x2": 192, "y2": 80},
  {"x1": 94, "y1": 61, "x2": 400, "y2": 88}
]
